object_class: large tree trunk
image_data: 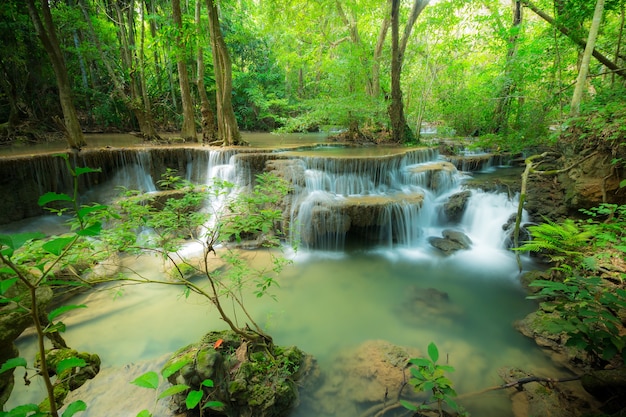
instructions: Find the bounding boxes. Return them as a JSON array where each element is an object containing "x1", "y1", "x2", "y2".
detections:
[
  {"x1": 491, "y1": 0, "x2": 523, "y2": 134},
  {"x1": 570, "y1": 0, "x2": 605, "y2": 116},
  {"x1": 26, "y1": 0, "x2": 86, "y2": 150},
  {"x1": 206, "y1": 0, "x2": 243, "y2": 146},
  {"x1": 196, "y1": 0, "x2": 217, "y2": 142},
  {"x1": 389, "y1": 0, "x2": 429, "y2": 143},
  {"x1": 173, "y1": 0, "x2": 197, "y2": 142}
]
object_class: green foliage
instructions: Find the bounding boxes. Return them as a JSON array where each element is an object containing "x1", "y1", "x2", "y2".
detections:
[
  {"x1": 131, "y1": 359, "x2": 223, "y2": 416},
  {"x1": 0, "y1": 155, "x2": 107, "y2": 417},
  {"x1": 519, "y1": 203, "x2": 626, "y2": 365},
  {"x1": 529, "y1": 276, "x2": 626, "y2": 364},
  {"x1": 401, "y1": 342, "x2": 467, "y2": 416}
]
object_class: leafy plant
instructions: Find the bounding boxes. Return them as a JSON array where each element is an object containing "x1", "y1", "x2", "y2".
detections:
[
  {"x1": 401, "y1": 342, "x2": 466, "y2": 417},
  {"x1": 528, "y1": 276, "x2": 626, "y2": 364},
  {"x1": 0, "y1": 154, "x2": 108, "y2": 417},
  {"x1": 131, "y1": 358, "x2": 223, "y2": 417}
]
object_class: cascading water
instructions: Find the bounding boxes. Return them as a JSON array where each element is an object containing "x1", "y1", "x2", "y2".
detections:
[{"x1": 4, "y1": 140, "x2": 565, "y2": 417}]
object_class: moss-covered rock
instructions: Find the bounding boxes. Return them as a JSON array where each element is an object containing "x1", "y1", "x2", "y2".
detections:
[{"x1": 163, "y1": 330, "x2": 316, "y2": 417}]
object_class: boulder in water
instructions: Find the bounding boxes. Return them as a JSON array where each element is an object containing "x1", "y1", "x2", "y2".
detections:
[
  {"x1": 443, "y1": 190, "x2": 471, "y2": 223},
  {"x1": 428, "y1": 229, "x2": 472, "y2": 255}
]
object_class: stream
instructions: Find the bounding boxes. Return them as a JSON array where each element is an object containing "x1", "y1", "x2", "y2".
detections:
[{"x1": 2, "y1": 133, "x2": 571, "y2": 417}]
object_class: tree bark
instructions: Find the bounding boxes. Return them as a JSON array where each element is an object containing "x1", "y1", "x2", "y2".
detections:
[
  {"x1": 570, "y1": 0, "x2": 605, "y2": 116},
  {"x1": 491, "y1": 0, "x2": 523, "y2": 134},
  {"x1": 389, "y1": 0, "x2": 429, "y2": 143},
  {"x1": 522, "y1": 0, "x2": 625, "y2": 80},
  {"x1": 371, "y1": 1, "x2": 391, "y2": 98},
  {"x1": 26, "y1": 0, "x2": 86, "y2": 150},
  {"x1": 206, "y1": 0, "x2": 242, "y2": 146},
  {"x1": 196, "y1": 0, "x2": 217, "y2": 142},
  {"x1": 173, "y1": 0, "x2": 197, "y2": 142}
]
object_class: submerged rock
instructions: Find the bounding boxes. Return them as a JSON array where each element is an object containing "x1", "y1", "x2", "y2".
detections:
[{"x1": 300, "y1": 340, "x2": 421, "y2": 415}]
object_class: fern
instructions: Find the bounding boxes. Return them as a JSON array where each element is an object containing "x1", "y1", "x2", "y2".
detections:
[{"x1": 519, "y1": 218, "x2": 594, "y2": 264}]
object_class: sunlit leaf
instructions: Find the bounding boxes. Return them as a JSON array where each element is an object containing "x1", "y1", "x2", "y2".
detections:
[
  {"x1": 61, "y1": 400, "x2": 87, "y2": 417},
  {"x1": 161, "y1": 358, "x2": 190, "y2": 378},
  {"x1": 42, "y1": 236, "x2": 75, "y2": 256},
  {"x1": 44, "y1": 321, "x2": 67, "y2": 334},
  {"x1": 131, "y1": 371, "x2": 159, "y2": 389},
  {"x1": 0, "y1": 357, "x2": 27, "y2": 374},
  {"x1": 157, "y1": 384, "x2": 189, "y2": 400},
  {"x1": 202, "y1": 400, "x2": 224, "y2": 409},
  {"x1": 38, "y1": 192, "x2": 73, "y2": 207},
  {"x1": 399, "y1": 399, "x2": 418, "y2": 411},
  {"x1": 186, "y1": 389, "x2": 203, "y2": 409},
  {"x1": 2, "y1": 403, "x2": 42, "y2": 417},
  {"x1": 135, "y1": 410, "x2": 152, "y2": 417},
  {"x1": 0, "y1": 232, "x2": 45, "y2": 252},
  {"x1": 57, "y1": 357, "x2": 87, "y2": 375},
  {"x1": 77, "y1": 222, "x2": 102, "y2": 237},
  {"x1": 427, "y1": 342, "x2": 439, "y2": 363},
  {"x1": 48, "y1": 304, "x2": 87, "y2": 322},
  {"x1": 0, "y1": 278, "x2": 18, "y2": 295},
  {"x1": 75, "y1": 166, "x2": 101, "y2": 176}
]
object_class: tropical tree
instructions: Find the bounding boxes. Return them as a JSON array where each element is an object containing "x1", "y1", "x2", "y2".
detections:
[
  {"x1": 172, "y1": 0, "x2": 198, "y2": 141},
  {"x1": 206, "y1": 0, "x2": 242, "y2": 146},
  {"x1": 25, "y1": 0, "x2": 86, "y2": 149}
]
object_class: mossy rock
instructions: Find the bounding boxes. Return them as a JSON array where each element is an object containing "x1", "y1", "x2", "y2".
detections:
[
  {"x1": 163, "y1": 330, "x2": 315, "y2": 417},
  {"x1": 37, "y1": 348, "x2": 100, "y2": 411}
]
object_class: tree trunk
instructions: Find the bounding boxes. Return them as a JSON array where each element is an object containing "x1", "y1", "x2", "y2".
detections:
[
  {"x1": 26, "y1": 0, "x2": 86, "y2": 150},
  {"x1": 173, "y1": 0, "x2": 197, "y2": 142},
  {"x1": 570, "y1": 0, "x2": 605, "y2": 116},
  {"x1": 491, "y1": 0, "x2": 522, "y2": 134},
  {"x1": 206, "y1": 0, "x2": 242, "y2": 146},
  {"x1": 389, "y1": 0, "x2": 429, "y2": 143},
  {"x1": 371, "y1": 1, "x2": 391, "y2": 98},
  {"x1": 196, "y1": 0, "x2": 217, "y2": 142},
  {"x1": 521, "y1": 0, "x2": 625, "y2": 80}
]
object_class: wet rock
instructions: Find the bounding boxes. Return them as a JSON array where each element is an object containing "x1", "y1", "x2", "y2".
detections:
[
  {"x1": 442, "y1": 191, "x2": 471, "y2": 223},
  {"x1": 301, "y1": 340, "x2": 421, "y2": 415},
  {"x1": 498, "y1": 367, "x2": 599, "y2": 417},
  {"x1": 581, "y1": 369, "x2": 626, "y2": 414},
  {"x1": 164, "y1": 330, "x2": 316, "y2": 417},
  {"x1": 501, "y1": 213, "x2": 532, "y2": 249},
  {"x1": 36, "y1": 348, "x2": 101, "y2": 411},
  {"x1": 428, "y1": 229, "x2": 472, "y2": 255}
]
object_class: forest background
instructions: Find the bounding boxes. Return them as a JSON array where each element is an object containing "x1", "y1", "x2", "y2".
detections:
[{"x1": 1, "y1": 0, "x2": 625, "y2": 151}]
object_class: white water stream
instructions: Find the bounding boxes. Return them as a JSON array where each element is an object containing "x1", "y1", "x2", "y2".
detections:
[{"x1": 3, "y1": 141, "x2": 571, "y2": 417}]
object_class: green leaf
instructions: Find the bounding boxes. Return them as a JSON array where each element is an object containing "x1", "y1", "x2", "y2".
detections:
[
  {"x1": 38, "y1": 192, "x2": 73, "y2": 207},
  {"x1": 61, "y1": 400, "x2": 87, "y2": 417},
  {"x1": 48, "y1": 304, "x2": 87, "y2": 322},
  {"x1": 77, "y1": 205, "x2": 107, "y2": 219},
  {"x1": 408, "y1": 358, "x2": 431, "y2": 367},
  {"x1": 157, "y1": 384, "x2": 189, "y2": 400},
  {"x1": 186, "y1": 389, "x2": 203, "y2": 409},
  {"x1": 0, "y1": 232, "x2": 45, "y2": 252},
  {"x1": 44, "y1": 321, "x2": 66, "y2": 334},
  {"x1": 0, "y1": 278, "x2": 18, "y2": 295},
  {"x1": 0, "y1": 357, "x2": 27, "y2": 374},
  {"x1": 135, "y1": 410, "x2": 152, "y2": 417},
  {"x1": 2, "y1": 403, "x2": 42, "y2": 417},
  {"x1": 427, "y1": 342, "x2": 439, "y2": 363},
  {"x1": 399, "y1": 399, "x2": 418, "y2": 411},
  {"x1": 161, "y1": 358, "x2": 190, "y2": 378},
  {"x1": 202, "y1": 400, "x2": 224, "y2": 409},
  {"x1": 42, "y1": 236, "x2": 75, "y2": 256},
  {"x1": 76, "y1": 222, "x2": 102, "y2": 237},
  {"x1": 201, "y1": 379, "x2": 214, "y2": 387},
  {"x1": 57, "y1": 358, "x2": 87, "y2": 375},
  {"x1": 75, "y1": 166, "x2": 101, "y2": 176},
  {"x1": 131, "y1": 371, "x2": 159, "y2": 390}
]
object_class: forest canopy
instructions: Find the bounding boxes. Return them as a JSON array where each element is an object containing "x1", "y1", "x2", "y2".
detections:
[{"x1": 0, "y1": 0, "x2": 625, "y2": 148}]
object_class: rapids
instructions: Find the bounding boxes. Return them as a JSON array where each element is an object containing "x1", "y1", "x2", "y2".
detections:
[{"x1": 2, "y1": 134, "x2": 571, "y2": 417}]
